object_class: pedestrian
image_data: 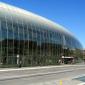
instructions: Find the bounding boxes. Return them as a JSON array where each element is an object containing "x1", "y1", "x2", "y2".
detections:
[{"x1": 19, "y1": 60, "x2": 22, "y2": 68}]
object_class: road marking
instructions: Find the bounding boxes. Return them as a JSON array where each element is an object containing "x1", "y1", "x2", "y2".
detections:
[
  {"x1": 60, "y1": 80, "x2": 63, "y2": 85},
  {"x1": 72, "y1": 74, "x2": 85, "y2": 79},
  {"x1": 77, "y1": 83, "x2": 85, "y2": 85}
]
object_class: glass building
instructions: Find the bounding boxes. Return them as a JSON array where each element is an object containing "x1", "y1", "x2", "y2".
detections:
[{"x1": 0, "y1": 2, "x2": 83, "y2": 67}]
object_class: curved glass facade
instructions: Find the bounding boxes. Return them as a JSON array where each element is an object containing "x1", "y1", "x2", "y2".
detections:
[{"x1": 0, "y1": 2, "x2": 83, "y2": 67}]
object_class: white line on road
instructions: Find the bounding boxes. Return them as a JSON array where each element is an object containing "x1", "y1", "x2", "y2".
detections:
[
  {"x1": 0, "y1": 65, "x2": 85, "y2": 72},
  {"x1": 77, "y1": 83, "x2": 85, "y2": 85}
]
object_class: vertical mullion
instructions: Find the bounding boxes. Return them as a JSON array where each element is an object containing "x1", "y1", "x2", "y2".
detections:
[
  {"x1": 11, "y1": 16, "x2": 14, "y2": 64},
  {"x1": 31, "y1": 23, "x2": 33, "y2": 64},
  {"x1": 39, "y1": 27, "x2": 41, "y2": 61},
  {"x1": 21, "y1": 19, "x2": 25, "y2": 65},
  {"x1": 35, "y1": 25, "x2": 38, "y2": 64},
  {"x1": 0, "y1": 20, "x2": 2, "y2": 64},
  {"x1": 10, "y1": 16, "x2": 13, "y2": 64},
  {"x1": 15, "y1": 18, "x2": 19, "y2": 63},
  {"x1": 39, "y1": 26, "x2": 41, "y2": 65},
  {"x1": 5, "y1": 16, "x2": 8, "y2": 64},
  {"x1": 8, "y1": 6, "x2": 14, "y2": 64},
  {"x1": 17, "y1": 19, "x2": 20, "y2": 62},
  {"x1": 31, "y1": 23, "x2": 33, "y2": 65},
  {"x1": 27, "y1": 23, "x2": 29, "y2": 65}
]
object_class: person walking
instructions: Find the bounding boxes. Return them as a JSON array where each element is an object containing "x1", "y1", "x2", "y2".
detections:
[{"x1": 19, "y1": 60, "x2": 22, "y2": 68}]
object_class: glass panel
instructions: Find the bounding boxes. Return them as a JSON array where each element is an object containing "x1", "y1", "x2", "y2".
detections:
[{"x1": 1, "y1": 17, "x2": 7, "y2": 65}]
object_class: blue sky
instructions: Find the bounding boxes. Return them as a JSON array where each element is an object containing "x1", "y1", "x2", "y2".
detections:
[{"x1": 0, "y1": 0, "x2": 85, "y2": 48}]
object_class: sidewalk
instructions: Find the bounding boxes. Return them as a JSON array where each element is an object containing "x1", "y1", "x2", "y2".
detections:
[{"x1": 0, "y1": 63, "x2": 84, "y2": 71}]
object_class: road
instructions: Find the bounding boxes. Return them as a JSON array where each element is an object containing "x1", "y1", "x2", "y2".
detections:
[{"x1": 0, "y1": 65, "x2": 85, "y2": 85}]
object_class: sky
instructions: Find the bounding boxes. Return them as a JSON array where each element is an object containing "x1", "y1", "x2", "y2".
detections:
[{"x1": 0, "y1": 0, "x2": 85, "y2": 48}]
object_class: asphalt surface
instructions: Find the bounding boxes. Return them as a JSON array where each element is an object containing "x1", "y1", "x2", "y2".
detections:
[{"x1": 0, "y1": 65, "x2": 85, "y2": 85}]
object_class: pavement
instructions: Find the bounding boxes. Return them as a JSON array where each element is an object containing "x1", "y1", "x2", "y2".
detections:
[{"x1": 0, "y1": 64, "x2": 85, "y2": 85}]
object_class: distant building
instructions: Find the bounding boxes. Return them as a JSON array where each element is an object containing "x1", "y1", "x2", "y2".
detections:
[{"x1": 0, "y1": 2, "x2": 83, "y2": 67}]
